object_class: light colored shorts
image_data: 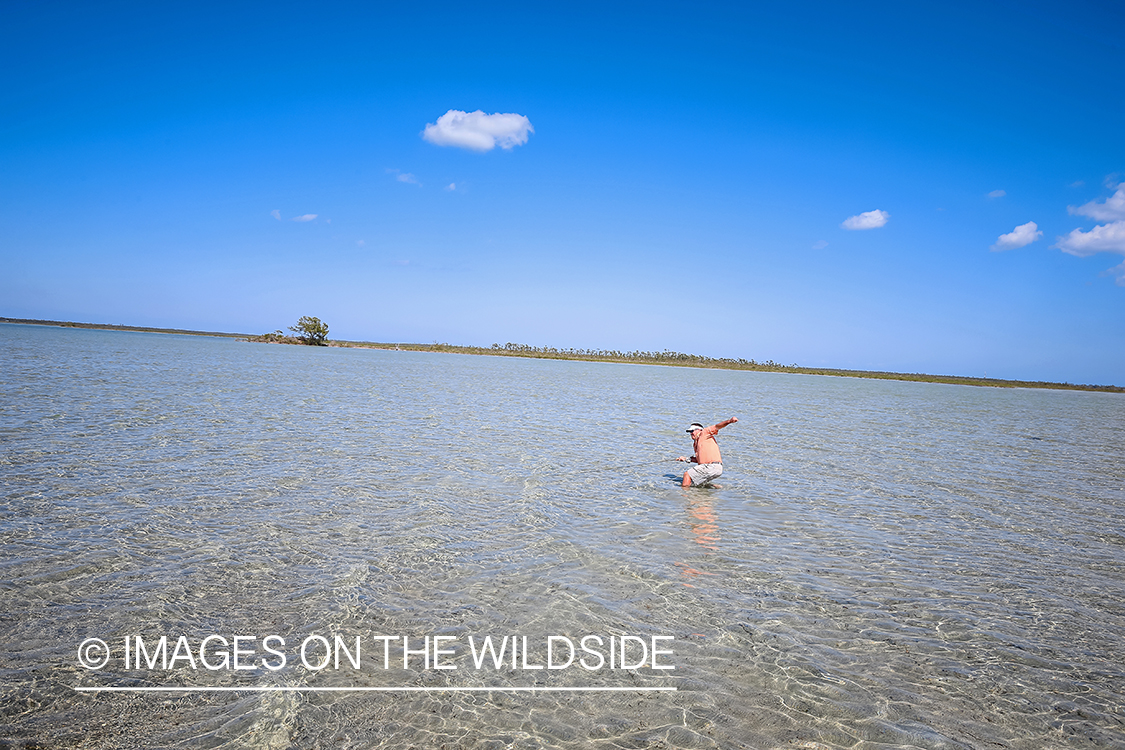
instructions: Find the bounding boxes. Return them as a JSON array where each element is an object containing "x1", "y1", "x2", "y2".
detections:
[{"x1": 686, "y1": 462, "x2": 723, "y2": 486}]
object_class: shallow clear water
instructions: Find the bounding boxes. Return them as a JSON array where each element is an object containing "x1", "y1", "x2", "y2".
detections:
[{"x1": 1, "y1": 322, "x2": 1123, "y2": 749}]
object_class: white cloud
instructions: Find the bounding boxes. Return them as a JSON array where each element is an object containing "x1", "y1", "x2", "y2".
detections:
[
  {"x1": 988, "y1": 189, "x2": 1006, "y2": 199},
  {"x1": 291, "y1": 214, "x2": 317, "y2": 222},
  {"x1": 1055, "y1": 221, "x2": 1125, "y2": 257},
  {"x1": 446, "y1": 183, "x2": 457, "y2": 191},
  {"x1": 841, "y1": 209, "x2": 889, "y2": 230},
  {"x1": 271, "y1": 209, "x2": 281, "y2": 220},
  {"x1": 1041, "y1": 179, "x2": 1125, "y2": 283},
  {"x1": 991, "y1": 221, "x2": 1043, "y2": 251},
  {"x1": 1068, "y1": 184, "x2": 1125, "y2": 222},
  {"x1": 812, "y1": 240, "x2": 828, "y2": 249},
  {"x1": 422, "y1": 110, "x2": 534, "y2": 152}
]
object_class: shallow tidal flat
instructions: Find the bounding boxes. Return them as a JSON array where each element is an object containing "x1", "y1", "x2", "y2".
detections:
[{"x1": 1, "y1": 322, "x2": 1123, "y2": 748}]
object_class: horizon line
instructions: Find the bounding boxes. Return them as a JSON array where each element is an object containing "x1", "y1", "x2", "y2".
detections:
[{"x1": 3, "y1": 316, "x2": 1121, "y2": 391}]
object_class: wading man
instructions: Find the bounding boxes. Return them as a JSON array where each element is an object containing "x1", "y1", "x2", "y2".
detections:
[{"x1": 677, "y1": 417, "x2": 738, "y2": 487}]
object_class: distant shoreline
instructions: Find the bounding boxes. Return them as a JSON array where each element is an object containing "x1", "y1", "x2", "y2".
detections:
[
  {"x1": 1, "y1": 317, "x2": 249, "y2": 339},
  {"x1": 4, "y1": 316, "x2": 1121, "y2": 393}
]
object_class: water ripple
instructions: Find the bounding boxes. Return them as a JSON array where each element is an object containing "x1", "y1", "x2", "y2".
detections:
[{"x1": 1, "y1": 323, "x2": 1123, "y2": 748}]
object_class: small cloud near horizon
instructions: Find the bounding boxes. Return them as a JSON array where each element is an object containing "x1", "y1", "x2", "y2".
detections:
[
  {"x1": 841, "y1": 209, "x2": 889, "y2": 230},
  {"x1": 422, "y1": 110, "x2": 534, "y2": 152},
  {"x1": 992, "y1": 221, "x2": 1042, "y2": 251},
  {"x1": 291, "y1": 214, "x2": 317, "y2": 222},
  {"x1": 988, "y1": 189, "x2": 1006, "y2": 199}
]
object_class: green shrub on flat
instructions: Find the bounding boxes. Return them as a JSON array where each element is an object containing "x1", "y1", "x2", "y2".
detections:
[{"x1": 288, "y1": 316, "x2": 329, "y2": 346}]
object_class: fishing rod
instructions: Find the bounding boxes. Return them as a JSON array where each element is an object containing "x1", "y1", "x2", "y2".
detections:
[
  {"x1": 615, "y1": 457, "x2": 682, "y2": 469},
  {"x1": 526, "y1": 456, "x2": 678, "y2": 479}
]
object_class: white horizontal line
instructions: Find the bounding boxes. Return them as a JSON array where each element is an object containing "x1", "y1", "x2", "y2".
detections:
[{"x1": 75, "y1": 686, "x2": 677, "y2": 693}]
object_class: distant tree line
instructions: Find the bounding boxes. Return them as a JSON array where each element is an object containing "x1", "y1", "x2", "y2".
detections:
[
  {"x1": 5, "y1": 317, "x2": 1120, "y2": 391},
  {"x1": 488, "y1": 342, "x2": 797, "y2": 369}
]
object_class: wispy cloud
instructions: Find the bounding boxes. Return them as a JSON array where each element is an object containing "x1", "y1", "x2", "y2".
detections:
[
  {"x1": 812, "y1": 240, "x2": 828, "y2": 249},
  {"x1": 291, "y1": 214, "x2": 317, "y2": 222},
  {"x1": 991, "y1": 221, "x2": 1042, "y2": 251},
  {"x1": 1106, "y1": 261, "x2": 1125, "y2": 287},
  {"x1": 988, "y1": 189, "x2": 1006, "y2": 199},
  {"x1": 422, "y1": 110, "x2": 534, "y2": 152},
  {"x1": 1068, "y1": 184, "x2": 1125, "y2": 222},
  {"x1": 841, "y1": 209, "x2": 889, "y2": 230},
  {"x1": 387, "y1": 168, "x2": 421, "y2": 186},
  {"x1": 271, "y1": 209, "x2": 281, "y2": 220}
]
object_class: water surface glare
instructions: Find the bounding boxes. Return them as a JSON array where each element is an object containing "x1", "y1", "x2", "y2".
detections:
[{"x1": 1, "y1": 323, "x2": 1124, "y2": 749}]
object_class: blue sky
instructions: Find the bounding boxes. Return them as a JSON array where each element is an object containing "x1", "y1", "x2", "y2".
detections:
[{"x1": 3, "y1": 1, "x2": 1124, "y2": 384}]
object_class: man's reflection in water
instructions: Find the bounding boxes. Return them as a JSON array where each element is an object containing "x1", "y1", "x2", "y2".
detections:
[
  {"x1": 676, "y1": 493, "x2": 721, "y2": 586},
  {"x1": 687, "y1": 496, "x2": 720, "y2": 550}
]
